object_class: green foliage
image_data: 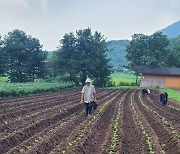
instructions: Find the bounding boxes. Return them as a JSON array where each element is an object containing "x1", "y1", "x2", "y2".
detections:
[
  {"x1": 166, "y1": 36, "x2": 180, "y2": 67},
  {"x1": 109, "y1": 96, "x2": 125, "y2": 153},
  {"x1": 106, "y1": 78, "x2": 116, "y2": 87},
  {"x1": 0, "y1": 81, "x2": 74, "y2": 98},
  {"x1": 110, "y1": 73, "x2": 140, "y2": 86},
  {"x1": 0, "y1": 36, "x2": 7, "y2": 75},
  {"x1": 131, "y1": 95, "x2": 154, "y2": 154},
  {"x1": 0, "y1": 77, "x2": 9, "y2": 83},
  {"x1": 138, "y1": 91, "x2": 179, "y2": 139},
  {"x1": 61, "y1": 97, "x2": 114, "y2": 153},
  {"x1": 117, "y1": 82, "x2": 137, "y2": 86},
  {"x1": 2, "y1": 29, "x2": 47, "y2": 82},
  {"x1": 46, "y1": 50, "x2": 60, "y2": 78},
  {"x1": 53, "y1": 28, "x2": 112, "y2": 87},
  {"x1": 126, "y1": 32, "x2": 170, "y2": 68}
]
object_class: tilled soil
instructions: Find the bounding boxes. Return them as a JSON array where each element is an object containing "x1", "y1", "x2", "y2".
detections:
[{"x1": 0, "y1": 88, "x2": 179, "y2": 154}]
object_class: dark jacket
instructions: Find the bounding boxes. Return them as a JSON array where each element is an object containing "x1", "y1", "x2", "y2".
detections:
[
  {"x1": 142, "y1": 89, "x2": 148, "y2": 96},
  {"x1": 160, "y1": 92, "x2": 168, "y2": 102}
]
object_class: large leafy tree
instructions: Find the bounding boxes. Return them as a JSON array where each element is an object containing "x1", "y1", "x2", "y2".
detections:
[
  {"x1": 3, "y1": 29, "x2": 47, "y2": 82},
  {"x1": 126, "y1": 32, "x2": 170, "y2": 68},
  {"x1": 46, "y1": 50, "x2": 61, "y2": 78},
  {"x1": 25, "y1": 37, "x2": 48, "y2": 81},
  {"x1": 87, "y1": 31, "x2": 112, "y2": 87},
  {"x1": 56, "y1": 32, "x2": 78, "y2": 84},
  {"x1": 55, "y1": 28, "x2": 112, "y2": 86},
  {"x1": 166, "y1": 36, "x2": 180, "y2": 67}
]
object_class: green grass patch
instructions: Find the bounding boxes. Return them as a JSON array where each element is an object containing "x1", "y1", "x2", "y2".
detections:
[
  {"x1": 108, "y1": 86, "x2": 141, "y2": 89},
  {"x1": 0, "y1": 81, "x2": 75, "y2": 99},
  {"x1": 0, "y1": 77, "x2": 9, "y2": 83},
  {"x1": 110, "y1": 73, "x2": 140, "y2": 86},
  {"x1": 161, "y1": 89, "x2": 180, "y2": 102}
]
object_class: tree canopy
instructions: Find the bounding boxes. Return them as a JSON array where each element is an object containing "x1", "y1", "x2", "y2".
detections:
[
  {"x1": 166, "y1": 35, "x2": 180, "y2": 67},
  {"x1": 2, "y1": 29, "x2": 47, "y2": 82},
  {"x1": 126, "y1": 32, "x2": 170, "y2": 68},
  {"x1": 53, "y1": 28, "x2": 112, "y2": 87}
]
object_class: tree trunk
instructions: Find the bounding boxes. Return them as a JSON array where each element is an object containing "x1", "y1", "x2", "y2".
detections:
[{"x1": 136, "y1": 74, "x2": 138, "y2": 85}]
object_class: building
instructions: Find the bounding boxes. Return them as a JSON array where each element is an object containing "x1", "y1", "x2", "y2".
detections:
[{"x1": 133, "y1": 66, "x2": 180, "y2": 88}]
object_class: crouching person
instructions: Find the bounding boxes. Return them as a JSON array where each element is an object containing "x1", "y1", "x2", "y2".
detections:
[
  {"x1": 142, "y1": 88, "x2": 150, "y2": 96},
  {"x1": 160, "y1": 92, "x2": 168, "y2": 106},
  {"x1": 81, "y1": 78, "x2": 97, "y2": 116}
]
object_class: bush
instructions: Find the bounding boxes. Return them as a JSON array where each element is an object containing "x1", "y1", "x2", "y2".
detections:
[
  {"x1": 107, "y1": 80, "x2": 116, "y2": 87},
  {"x1": 0, "y1": 77, "x2": 10, "y2": 83},
  {"x1": 118, "y1": 81, "x2": 138, "y2": 86}
]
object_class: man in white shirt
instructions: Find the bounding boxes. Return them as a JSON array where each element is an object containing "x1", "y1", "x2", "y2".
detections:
[{"x1": 81, "y1": 78, "x2": 97, "y2": 116}]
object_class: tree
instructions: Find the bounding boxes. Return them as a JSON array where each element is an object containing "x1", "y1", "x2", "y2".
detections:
[
  {"x1": 46, "y1": 50, "x2": 61, "y2": 78},
  {"x1": 25, "y1": 37, "x2": 47, "y2": 81},
  {"x1": 3, "y1": 29, "x2": 47, "y2": 82},
  {"x1": 87, "y1": 31, "x2": 112, "y2": 87},
  {"x1": 147, "y1": 32, "x2": 170, "y2": 66},
  {"x1": 54, "y1": 32, "x2": 79, "y2": 84},
  {"x1": 55, "y1": 28, "x2": 112, "y2": 86},
  {"x1": 126, "y1": 34, "x2": 149, "y2": 68},
  {"x1": 166, "y1": 36, "x2": 180, "y2": 67},
  {"x1": 126, "y1": 32, "x2": 170, "y2": 68},
  {"x1": 0, "y1": 36, "x2": 7, "y2": 75},
  {"x1": 126, "y1": 32, "x2": 170, "y2": 85}
]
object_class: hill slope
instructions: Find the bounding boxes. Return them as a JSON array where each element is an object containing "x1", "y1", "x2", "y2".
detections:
[
  {"x1": 107, "y1": 40, "x2": 129, "y2": 71},
  {"x1": 159, "y1": 21, "x2": 180, "y2": 38}
]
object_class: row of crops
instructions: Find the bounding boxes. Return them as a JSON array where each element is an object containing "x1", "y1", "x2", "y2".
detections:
[{"x1": 0, "y1": 88, "x2": 179, "y2": 153}]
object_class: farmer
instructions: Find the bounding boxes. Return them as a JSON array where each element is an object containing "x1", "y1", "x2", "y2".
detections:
[
  {"x1": 142, "y1": 88, "x2": 150, "y2": 96},
  {"x1": 160, "y1": 92, "x2": 168, "y2": 106},
  {"x1": 81, "y1": 78, "x2": 97, "y2": 116}
]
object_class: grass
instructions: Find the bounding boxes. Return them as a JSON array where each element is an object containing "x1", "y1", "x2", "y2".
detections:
[
  {"x1": 0, "y1": 81, "x2": 75, "y2": 98},
  {"x1": 109, "y1": 86, "x2": 141, "y2": 89},
  {"x1": 0, "y1": 77, "x2": 9, "y2": 83},
  {"x1": 110, "y1": 73, "x2": 140, "y2": 86}
]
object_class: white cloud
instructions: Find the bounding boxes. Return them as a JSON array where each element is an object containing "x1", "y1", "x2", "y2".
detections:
[
  {"x1": 0, "y1": 0, "x2": 180, "y2": 50},
  {"x1": 39, "y1": 0, "x2": 48, "y2": 11},
  {"x1": 14, "y1": 0, "x2": 29, "y2": 8},
  {"x1": 1, "y1": 0, "x2": 29, "y2": 8}
]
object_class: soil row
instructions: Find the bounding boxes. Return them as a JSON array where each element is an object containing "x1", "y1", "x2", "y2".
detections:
[
  {"x1": 134, "y1": 90, "x2": 180, "y2": 153},
  {"x1": 0, "y1": 89, "x2": 119, "y2": 153},
  {"x1": 0, "y1": 88, "x2": 179, "y2": 154}
]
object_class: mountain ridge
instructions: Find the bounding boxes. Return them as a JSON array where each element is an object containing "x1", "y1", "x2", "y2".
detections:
[{"x1": 159, "y1": 21, "x2": 180, "y2": 38}]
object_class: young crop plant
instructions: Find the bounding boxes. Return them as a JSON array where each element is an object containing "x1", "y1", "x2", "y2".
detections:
[
  {"x1": 11, "y1": 116, "x2": 77, "y2": 154},
  {"x1": 109, "y1": 94, "x2": 127, "y2": 154},
  {"x1": 147, "y1": 94, "x2": 180, "y2": 112},
  {"x1": 168, "y1": 105, "x2": 180, "y2": 112},
  {"x1": 19, "y1": 148, "x2": 25, "y2": 153},
  {"x1": 131, "y1": 92, "x2": 155, "y2": 154},
  {"x1": 60, "y1": 97, "x2": 116, "y2": 153},
  {"x1": 139, "y1": 92, "x2": 180, "y2": 139}
]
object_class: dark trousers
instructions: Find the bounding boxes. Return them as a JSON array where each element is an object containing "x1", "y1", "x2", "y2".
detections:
[
  {"x1": 85, "y1": 103, "x2": 92, "y2": 116},
  {"x1": 160, "y1": 101, "x2": 167, "y2": 106}
]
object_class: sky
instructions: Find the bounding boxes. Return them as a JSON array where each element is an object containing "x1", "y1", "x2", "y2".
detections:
[{"x1": 0, "y1": 0, "x2": 180, "y2": 51}]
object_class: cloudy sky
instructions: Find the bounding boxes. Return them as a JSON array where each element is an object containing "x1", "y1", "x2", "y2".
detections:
[{"x1": 0, "y1": 0, "x2": 180, "y2": 50}]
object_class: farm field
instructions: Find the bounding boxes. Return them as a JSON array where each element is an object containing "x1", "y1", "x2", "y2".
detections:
[
  {"x1": 0, "y1": 88, "x2": 179, "y2": 154},
  {"x1": 110, "y1": 73, "x2": 140, "y2": 86}
]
